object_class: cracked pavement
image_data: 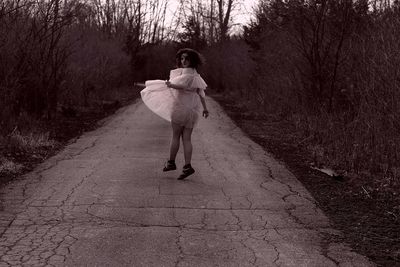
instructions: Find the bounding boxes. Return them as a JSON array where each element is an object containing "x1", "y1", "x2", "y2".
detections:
[{"x1": 0, "y1": 98, "x2": 374, "y2": 266}]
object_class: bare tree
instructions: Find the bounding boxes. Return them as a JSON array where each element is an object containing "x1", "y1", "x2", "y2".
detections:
[
  {"x1": 285, "y1": 0, "x2": 356, "y2": 112},
  {"x1": 172, "y1": 0, "x2": 238, "y2": 44},
  {"x1": 216, "y1": 0, "x2": 233, "y2": 41}
]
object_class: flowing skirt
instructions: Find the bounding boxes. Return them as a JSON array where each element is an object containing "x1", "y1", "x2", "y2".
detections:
[{"x1": 140, "y1": 80, "x2": 200, "y2": 128}]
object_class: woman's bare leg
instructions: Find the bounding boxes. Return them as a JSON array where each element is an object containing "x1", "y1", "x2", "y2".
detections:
[
  {"x1": 182, "y1": 127, "x2": 194, "y2": 165},
  {"x1": 169, "y1": 123, "x2": 184, "y2": 161}
]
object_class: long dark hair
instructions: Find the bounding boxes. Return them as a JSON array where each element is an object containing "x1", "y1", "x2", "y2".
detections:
[{"x1": 175, "y1": 48, "x2": 205, "y2": 69}]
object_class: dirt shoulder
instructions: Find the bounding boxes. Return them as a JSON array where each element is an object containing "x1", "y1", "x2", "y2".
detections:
[{"x1": 211, "y1": 93, "x2": 399, "y2": 267}]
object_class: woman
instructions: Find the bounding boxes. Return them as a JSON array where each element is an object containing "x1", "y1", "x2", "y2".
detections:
[{"x1": 140, "y1": 48, "x2": 209, "y2": 180}]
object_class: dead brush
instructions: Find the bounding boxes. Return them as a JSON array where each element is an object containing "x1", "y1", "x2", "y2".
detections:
[
  {"x1": 0, "y1": 157, "x2": 23, "y2": 175},
  {"x1": 7, "y1": 130, "x2": 58, "y2": 153}
]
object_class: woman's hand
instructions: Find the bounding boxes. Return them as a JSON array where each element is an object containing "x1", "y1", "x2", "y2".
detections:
[
  {"x1": 166, "y1": 81, "x2": 186, "y2": 90},
  {"x1": 202, "y1": 110, "x2": 209, "y2": 118}
]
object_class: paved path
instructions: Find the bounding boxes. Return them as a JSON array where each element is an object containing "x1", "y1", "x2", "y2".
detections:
[{"x1": 0, "y1": 98, "x2": 374, "y2": 266}]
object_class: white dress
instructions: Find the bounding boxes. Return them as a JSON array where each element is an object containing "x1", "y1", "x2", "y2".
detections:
[{"x1": 140, "y1": 68, "x2": 207, "y2": 128}]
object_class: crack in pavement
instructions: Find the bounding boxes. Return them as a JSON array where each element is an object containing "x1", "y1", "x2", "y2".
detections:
[
  {"x1": 173, "y1": 228, "x2": 184, "y2": 267},
  {"x1": 239, "y1": 232, "x2": 258, "y2": 266},
  {"x1": 61, "y1": 168, "x2": 97, "y2": 206}
]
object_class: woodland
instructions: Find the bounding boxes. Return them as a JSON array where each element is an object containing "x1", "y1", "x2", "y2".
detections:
[{"x1": 0, "y1": 0, "x2": 399, "y2": 264}]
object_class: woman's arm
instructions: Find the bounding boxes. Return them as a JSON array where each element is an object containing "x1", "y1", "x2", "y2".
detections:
[
  {"x1": 134, "y1": 82, "x2": 146, "y2": 88},
  {"x1": 197, "y1": 89, "x2": 209, "y2": 118}
]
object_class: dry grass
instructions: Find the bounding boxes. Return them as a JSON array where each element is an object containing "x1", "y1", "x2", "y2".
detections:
[
  {"x1": 7, "y1": 131, "x2": 58, "y2": 153},
  {"x1": 0, "y1": 157, "x2": 23, "y2": 175}
]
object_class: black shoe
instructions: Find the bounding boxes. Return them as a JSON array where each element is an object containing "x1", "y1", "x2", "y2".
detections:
[
  {"x1": 163, "y1": 160, "x2": 176, "y2": 172},
  {"x1": 177, "y1": 164, "x2": 195, "y2": 180}
]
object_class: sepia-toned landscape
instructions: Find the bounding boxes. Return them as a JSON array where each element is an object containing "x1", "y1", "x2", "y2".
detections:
[{"x1": 0, "y1": 0, "x2": 399, "y2": 266}]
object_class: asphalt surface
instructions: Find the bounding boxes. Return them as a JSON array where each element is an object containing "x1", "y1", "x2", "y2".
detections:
[{"x1": 0, "y1": 98, "x2": 374, "y2": 266}]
